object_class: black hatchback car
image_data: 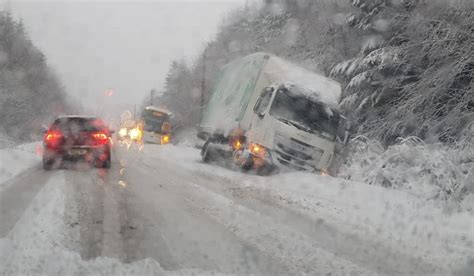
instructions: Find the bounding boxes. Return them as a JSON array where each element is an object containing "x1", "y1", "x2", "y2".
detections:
[{"x1": 42, "y1": 116, "x2": 113, "y2": 170}]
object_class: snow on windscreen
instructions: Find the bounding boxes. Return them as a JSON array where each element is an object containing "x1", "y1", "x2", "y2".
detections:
[
  {"x1": 279, "y1": 82, "x2": 337, "y2": 116},
  {"x1": 267, "y1": 56, "x2": 342, "y2": 108}
]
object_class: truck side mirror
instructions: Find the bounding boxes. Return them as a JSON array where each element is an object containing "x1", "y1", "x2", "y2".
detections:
[
  {"x1": 253, "y1": 98, "x2": 262, "y2": 113},
  {"x1": 254, "y1": 100, "x2": 266, "y2": 119}
]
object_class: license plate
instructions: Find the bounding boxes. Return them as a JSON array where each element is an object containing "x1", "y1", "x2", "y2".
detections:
[{"x1": 68, "y1": 149, "x2": 87, "y2": 155}]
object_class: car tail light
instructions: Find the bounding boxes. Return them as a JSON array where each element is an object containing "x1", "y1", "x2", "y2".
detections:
[
  {"x1": 44, "y1": 130, "x2": 62, "y2": 147},
  {"x1": 92, "y1": 132, "x2": 108, "y2": 145}
]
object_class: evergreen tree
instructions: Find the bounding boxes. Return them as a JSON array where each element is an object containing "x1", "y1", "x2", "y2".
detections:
[{"x1": 0, "y1": 10, "x2": 75, "y2": 144}]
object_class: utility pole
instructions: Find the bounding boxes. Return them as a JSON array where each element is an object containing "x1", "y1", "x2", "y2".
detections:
[
  {"x1": 200, "y1": 49, "x2": 206, "y2": 124},
  {"x1": 150, "y1": 89, "x2": 155, "y2": 106}
]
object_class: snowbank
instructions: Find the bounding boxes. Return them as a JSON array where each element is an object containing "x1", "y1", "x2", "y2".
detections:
[
  {"x1": 338, "y1": 136, "x2": 474, "y2": 211},
  {"x1": 0, "y1": 142, "x2": 41, "y2": 187}
]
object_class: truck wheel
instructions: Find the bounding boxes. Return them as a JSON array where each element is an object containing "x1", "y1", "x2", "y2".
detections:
[
  {"x1": 201, "y1": 141, "x2": 213, "y2": 163},
  {"x1": 256, "y1": 165, "x2": 272, "y2": 176},
  {"x1": 240, "y1": 159, "x2": 253, "y2": 172},
  {"x1": 202, "y1": 146, "x2": 213, "y2": 163}
]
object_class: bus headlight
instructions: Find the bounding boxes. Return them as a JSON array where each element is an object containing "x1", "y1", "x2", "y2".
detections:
[{"x1": 161, "y1": 134, "x2": 170, "y2": 144}]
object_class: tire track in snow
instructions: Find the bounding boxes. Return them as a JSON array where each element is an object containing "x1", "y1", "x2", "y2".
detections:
[
  {"x1": 65, "y1": 168, "x2": 106, "y2": 260},
  {"x1": 63, "y1": 155, "x2": 132, "y2": 262},
  {"x1": 0, "y1": 166, "x2": 52, "y2": 237}
]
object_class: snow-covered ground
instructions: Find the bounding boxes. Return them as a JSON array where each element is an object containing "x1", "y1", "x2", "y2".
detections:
[
  {"x1": 0, "y1": 170, "x2": 169, "y2": 275},
  {"x1": 0, "y1": 142, "x2": 41, "y2": 187},
  {"x1": 0, "y1": 141, "x2": 473, "y2": 275},
  {"x1": 142, "y1": 144, "x2": 474, "y2": 273}
]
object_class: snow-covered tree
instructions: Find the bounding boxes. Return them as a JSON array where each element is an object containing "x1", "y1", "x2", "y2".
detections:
[
  {"x1": 149, "y1": 0, "x2": 472, "y2": 145},
  {"x1": 0, "y1": 10, "x2": 75, "y2": 144},
  {"x1": 331, "y1": 0, "x2": 473, "y2": 144}
]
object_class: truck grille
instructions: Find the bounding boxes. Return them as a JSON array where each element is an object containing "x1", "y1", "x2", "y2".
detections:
[{"x1": 273, "y1": 133, "x2": 323, "y2": 170}]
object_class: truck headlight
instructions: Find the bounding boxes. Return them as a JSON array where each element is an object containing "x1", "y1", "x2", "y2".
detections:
[
  {"x1": 249, "y1": 143, "x2": 267, "y2": 158},
  {"x1": 230, "y1": 137, "x2": 244, "y2": 150}
]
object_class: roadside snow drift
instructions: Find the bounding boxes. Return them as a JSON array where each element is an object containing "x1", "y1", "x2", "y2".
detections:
[{"x1": 0, "y1": 142, "x2": 41, "y2": 186}]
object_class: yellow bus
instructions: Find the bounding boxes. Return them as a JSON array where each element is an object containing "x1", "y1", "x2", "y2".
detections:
[{"x1": 140, "y1": 106, "x2": 171, "y2": 144}]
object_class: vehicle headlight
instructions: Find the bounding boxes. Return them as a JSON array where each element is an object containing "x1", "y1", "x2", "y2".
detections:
[
  {"x1": 248, "y1": 143, "x2": 268, "y2": 158},
  {"x1": 229, "y1": 137, "x2": 244, "y2": 150},
  {"x1": 129, "y1": 128, "x2": 141, "y2": 140},
  {"x1": 118, "y1": 128, "x2": 128, "y2": 137}
]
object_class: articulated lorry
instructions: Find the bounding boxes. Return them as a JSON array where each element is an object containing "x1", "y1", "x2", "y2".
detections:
[{"x1": 198, "y1": 53, "x2": 348, "y2": 175}]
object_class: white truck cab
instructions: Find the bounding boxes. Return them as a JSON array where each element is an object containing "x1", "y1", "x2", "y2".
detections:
[{"x1": 244, "y1": 83, "x2": 340, "y2": 172}]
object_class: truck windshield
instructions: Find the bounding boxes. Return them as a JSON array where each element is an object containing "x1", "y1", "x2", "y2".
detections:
[{"x1": 269, "y1": 88, "x2": 339, "y2": 140}]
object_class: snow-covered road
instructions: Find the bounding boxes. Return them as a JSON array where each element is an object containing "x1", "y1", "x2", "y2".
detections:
[{"x1": 0, "y1": 143, "x2": 472, "y2": 275}]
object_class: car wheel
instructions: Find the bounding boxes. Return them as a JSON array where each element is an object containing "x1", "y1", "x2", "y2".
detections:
[
  {"x1": 43, "y1": 158, "x2": 54, "y2": 170},
  {"x1": 94, "y1": 153, "x2": 111, "y2": 169},
  {"x1": 103, "y1": 154, "x2": 111, "y2": 169}
]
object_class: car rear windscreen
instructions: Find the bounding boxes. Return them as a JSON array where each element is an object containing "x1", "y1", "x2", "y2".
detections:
[{"x1": 52, "y1": 117, "x2": 105, "y2": 133}]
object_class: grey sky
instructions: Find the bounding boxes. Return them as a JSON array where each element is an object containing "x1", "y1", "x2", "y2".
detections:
[{"x1": 7, "y1": 0, "x2": 245, "y2": 118}]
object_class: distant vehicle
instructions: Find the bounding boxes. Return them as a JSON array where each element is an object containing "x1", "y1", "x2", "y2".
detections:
[
  {"x1": 42, "y1": 116, "x2": 113, "y2": 170},
  {"x1": 117, "y1": 119, "x2": 142, "y2": 145},
  {"x1": 140, "y1": 106, "x2": 172, "y2": 144},
  {"x1": 198, "y1": 52, "x2": 350, "y2": 175}
]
